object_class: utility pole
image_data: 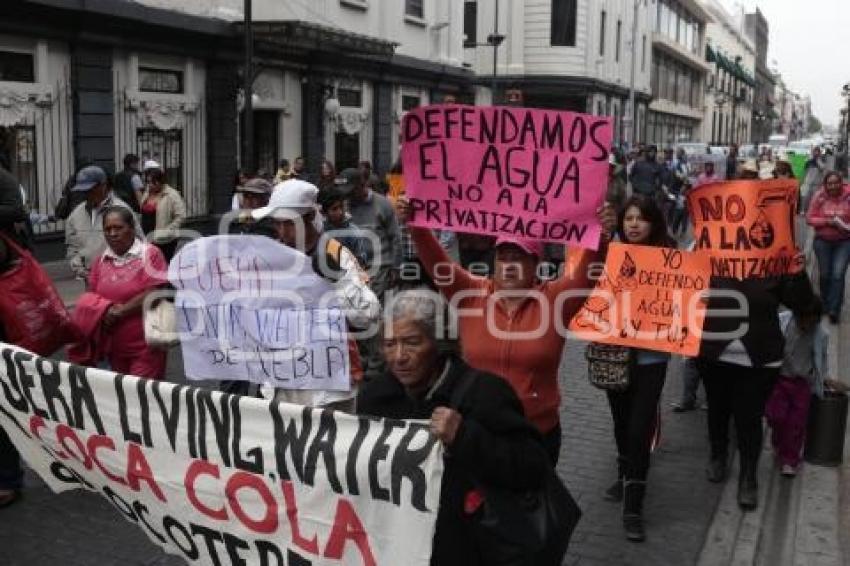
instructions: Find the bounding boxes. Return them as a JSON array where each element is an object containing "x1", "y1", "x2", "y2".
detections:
[
  {"x1": 243, "y1": 0, "x2": 254, "y2": 174},
  {"x1": 486, "y1": 0, "x2": 505, "y2": 105},
  {"x1": 627, "y1": 0, "x2": 640, "y2": 148}
]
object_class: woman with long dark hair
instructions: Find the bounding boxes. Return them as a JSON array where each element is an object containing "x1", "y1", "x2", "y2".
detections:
[{"x1": 602, "y1": 194, "x2": 674, "y2": 542}]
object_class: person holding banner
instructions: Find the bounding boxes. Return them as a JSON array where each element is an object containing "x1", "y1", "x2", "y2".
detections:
[
  {"x1": 697, "y1": 253, "x2": 814, "y2": 510},
  {"x1": 600, "y1": 195, "x2": 674, "y2": 542},
  {"x1": 251, "y1": 179, "x2": 380, "y2": 408},
  {"x1": 397, "y1": 197, "x2": 616, "y2": 464},
  {"x1": 357, "y1": 290, "x2": 551, "y2": 566},
  {"x1": 83, "y1": 206, "x2": 169, "y2": 379},
  {"x1": 0, "y1": 236, "x2": 23, "y2": 508},
  {"x1": 806, "y1": 171, "x2": 850, "y2": 323}
]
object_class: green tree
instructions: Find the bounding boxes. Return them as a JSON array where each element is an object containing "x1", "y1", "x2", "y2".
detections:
[{"x1": 808, "y1": 115, "x2": 823, "y2": 134}]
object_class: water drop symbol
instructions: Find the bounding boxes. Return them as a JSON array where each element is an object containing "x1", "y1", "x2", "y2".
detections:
[
  {"x1": 620, "y1": 251, "x2": 637, "y2": 279},
  {"x1": 748, "y1": 210, "x2": 774, "y2": 249}
]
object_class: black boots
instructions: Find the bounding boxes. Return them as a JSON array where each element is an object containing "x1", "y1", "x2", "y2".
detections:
[
  {"x1": 737, "y1": 460, "x2": 758, "y2": 511},
  {"x1": 605, "y1": 479, "x2": 623, "y2": 502},
  {"x1": 706, "y1": 455, "x2": 728, "y2": 483},
  {"x1": 604, "y1": 458, "x2": 626, "y2": 502},
  {"x1": 622, "y1": 480, "x2": 646, "y2": 542}
]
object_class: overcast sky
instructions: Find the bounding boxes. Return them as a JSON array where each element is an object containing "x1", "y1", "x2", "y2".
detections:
[{"x1": 720, "y1": 0, "x2": 850, "y2": 127}]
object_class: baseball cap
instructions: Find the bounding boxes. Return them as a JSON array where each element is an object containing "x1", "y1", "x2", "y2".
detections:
[
  {"x1": 334, "y1": 168, "x2": 364, "y2": 193},
  {"x1": 237, "y1": 178, "x2": 273, "y2": 195},
  {"x1": 252, "y1": 179, "x2": 319, "y2": 220},
  {"x1": 495, "y1": 236, "x2": 544, "y2": 259},
  {"x1": 70, "y1": 165, "x2": 107, "y2": 193}
]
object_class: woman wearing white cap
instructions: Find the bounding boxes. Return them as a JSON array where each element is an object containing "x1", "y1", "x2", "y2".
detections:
[
  {"x1": 139, "y1": 161, "x2": 185, "y2": 261},
  {"x1": 251, "y1": 179, "x2": 380, "y2": 409}
]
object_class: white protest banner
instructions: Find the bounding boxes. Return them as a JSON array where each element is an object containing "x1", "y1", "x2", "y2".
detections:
[
  {"x1": 169, "y1": 236, "x2": 350, "y2": 388},
  {"x1": 0, "y1": 343, "x2": 444, "y2": 566}
]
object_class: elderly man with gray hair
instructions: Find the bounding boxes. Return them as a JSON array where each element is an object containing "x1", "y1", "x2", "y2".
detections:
[{"x1": 357, "y1": 288, "x2": 552, "y2": 566}]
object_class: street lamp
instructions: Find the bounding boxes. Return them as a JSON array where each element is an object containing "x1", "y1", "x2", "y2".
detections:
[
  {"x1": 625, "y1": 0, "x2": 657, "y2": 148},
  {"x1": 467, "y1": 0, "x2": 506, "y2": 105}
]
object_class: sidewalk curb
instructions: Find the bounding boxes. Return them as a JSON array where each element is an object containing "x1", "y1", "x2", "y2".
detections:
[{"x1": 695, "y1": 451, "x2": 774, "y2": 566}]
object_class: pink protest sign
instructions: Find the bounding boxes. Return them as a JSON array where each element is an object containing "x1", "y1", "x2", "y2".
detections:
[{"x1": 400, "y1": 104, "x2": 612, "y2": 250}]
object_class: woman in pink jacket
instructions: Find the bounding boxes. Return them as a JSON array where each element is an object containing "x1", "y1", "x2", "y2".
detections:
[{"x1": 806, "y1": 170, "x2": 850, "y2": 323}]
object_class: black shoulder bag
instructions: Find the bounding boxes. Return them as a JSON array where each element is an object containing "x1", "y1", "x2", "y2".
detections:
[{"x1": 450, "y1": 373, "x2": 582, "y2": 566}]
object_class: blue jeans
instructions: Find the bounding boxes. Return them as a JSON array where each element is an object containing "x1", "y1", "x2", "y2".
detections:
[
  {"x1": 0, "y1": 426, "x2": 23, "y2": 491},
  {"x1": 813, "y1": 238, "x2": 850, "y2": 316}
]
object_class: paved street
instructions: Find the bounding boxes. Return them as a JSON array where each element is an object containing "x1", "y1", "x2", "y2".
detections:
[
  {"x1": 559, "y1": 349, "x2": 723, "y2": 565},
  {"x1": 1, "y1": 337, "x2": 726, "y2": 565}
]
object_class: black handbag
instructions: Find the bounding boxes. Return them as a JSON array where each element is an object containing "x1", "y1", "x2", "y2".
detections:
[{"x1": 450, "y1": 373, "x2": 582, "y2": 566}]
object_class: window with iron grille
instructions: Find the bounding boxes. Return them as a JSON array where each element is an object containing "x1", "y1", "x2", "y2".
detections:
[
  {"x1": 139, "y1": 67, "x2": 184, "y2": 94},
  {"x1": 405, "y1": 0, "x2": 423, "y2": 19},
  {"x1": 0, "y1": 51, "x2": 34, "y2": 83},
  {"x1": 137, "y1": 129, "x2": 182, "y2": 189},
  {"x1": 335, "y1": 132, "x2": 360, "y2": 172}
]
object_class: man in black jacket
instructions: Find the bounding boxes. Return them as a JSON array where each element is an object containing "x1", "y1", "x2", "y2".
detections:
[
  {"x1": 112, "y1": 153, "x2": 143, "y2": 213},
  {"x1": 629, "y1": 145, "x2": 663, "y2": 198}
]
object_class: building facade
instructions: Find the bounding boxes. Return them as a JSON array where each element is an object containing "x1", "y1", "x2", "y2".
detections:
[
  {"x1": 646, "y1": 0, "x2": 712, "y2": 146},
  {"x1": 700, "y1": 0, "x2": 755, "y2": 146},
  {"x1": 462, "y1": 0, "x2": 654, "y2": 147},
  {"x1": 0, "y1": 0, "x2": 473, "y2": 243},
  {"x1": 774, "y1": 76, "x2": 808, "y2": 142},
  {"x1": 744, "y1": 8, "x2": 776, "y2": 144}
]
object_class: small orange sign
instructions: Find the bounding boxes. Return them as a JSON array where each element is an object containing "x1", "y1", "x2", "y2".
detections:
[
  {"x1": 569, "y1": 243, "x2": 711, "y2": 356},
  {"x1": 687, "y1": 179, "x2": 798, "y2": 279},
  {"x1": 386, "y1": 173, "x2": 405, "y2": 201}
]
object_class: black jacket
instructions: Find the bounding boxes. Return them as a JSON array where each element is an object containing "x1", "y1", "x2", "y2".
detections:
[
  {"x1": 629, "y1": 159, "x2": 663, "y2": 196},
  {"x1": 357, "y1": 355, "x2": 548, "y2": 566},
  {"x1": 0, "y1": 166, "x2": 29, "y2": 248},
  {"x1": 699, "y1": 272, "x2": 814, "y2": 366}
]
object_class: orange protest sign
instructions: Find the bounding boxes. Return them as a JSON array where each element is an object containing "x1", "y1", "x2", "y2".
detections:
[
  {"x1": 687, "y1": 179, "x2": 798, "y2": 279},
  {"x1": 386, "y1": 173, "x2": 405, "y2": 200},
  {"x1": 569, "y1": 243, "x2": 711, "y2": 357}
]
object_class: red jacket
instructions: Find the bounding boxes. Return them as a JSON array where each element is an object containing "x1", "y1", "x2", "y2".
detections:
[
  {"x1": 67, "y1": 291, "x2": 113, "y2": 366},
  {"x1": 411, "y1": 227, "x2": 600, "y2": 433}
]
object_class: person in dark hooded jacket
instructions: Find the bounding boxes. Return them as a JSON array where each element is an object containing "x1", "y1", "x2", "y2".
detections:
[{"x1": 357, "y1": 289, "x2": 548, "y2": 566}]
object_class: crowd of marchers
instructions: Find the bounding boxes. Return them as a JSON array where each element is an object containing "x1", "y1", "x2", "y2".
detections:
[{"x1": 0, "y1": 138, "x2": 848, "y2": 565}]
